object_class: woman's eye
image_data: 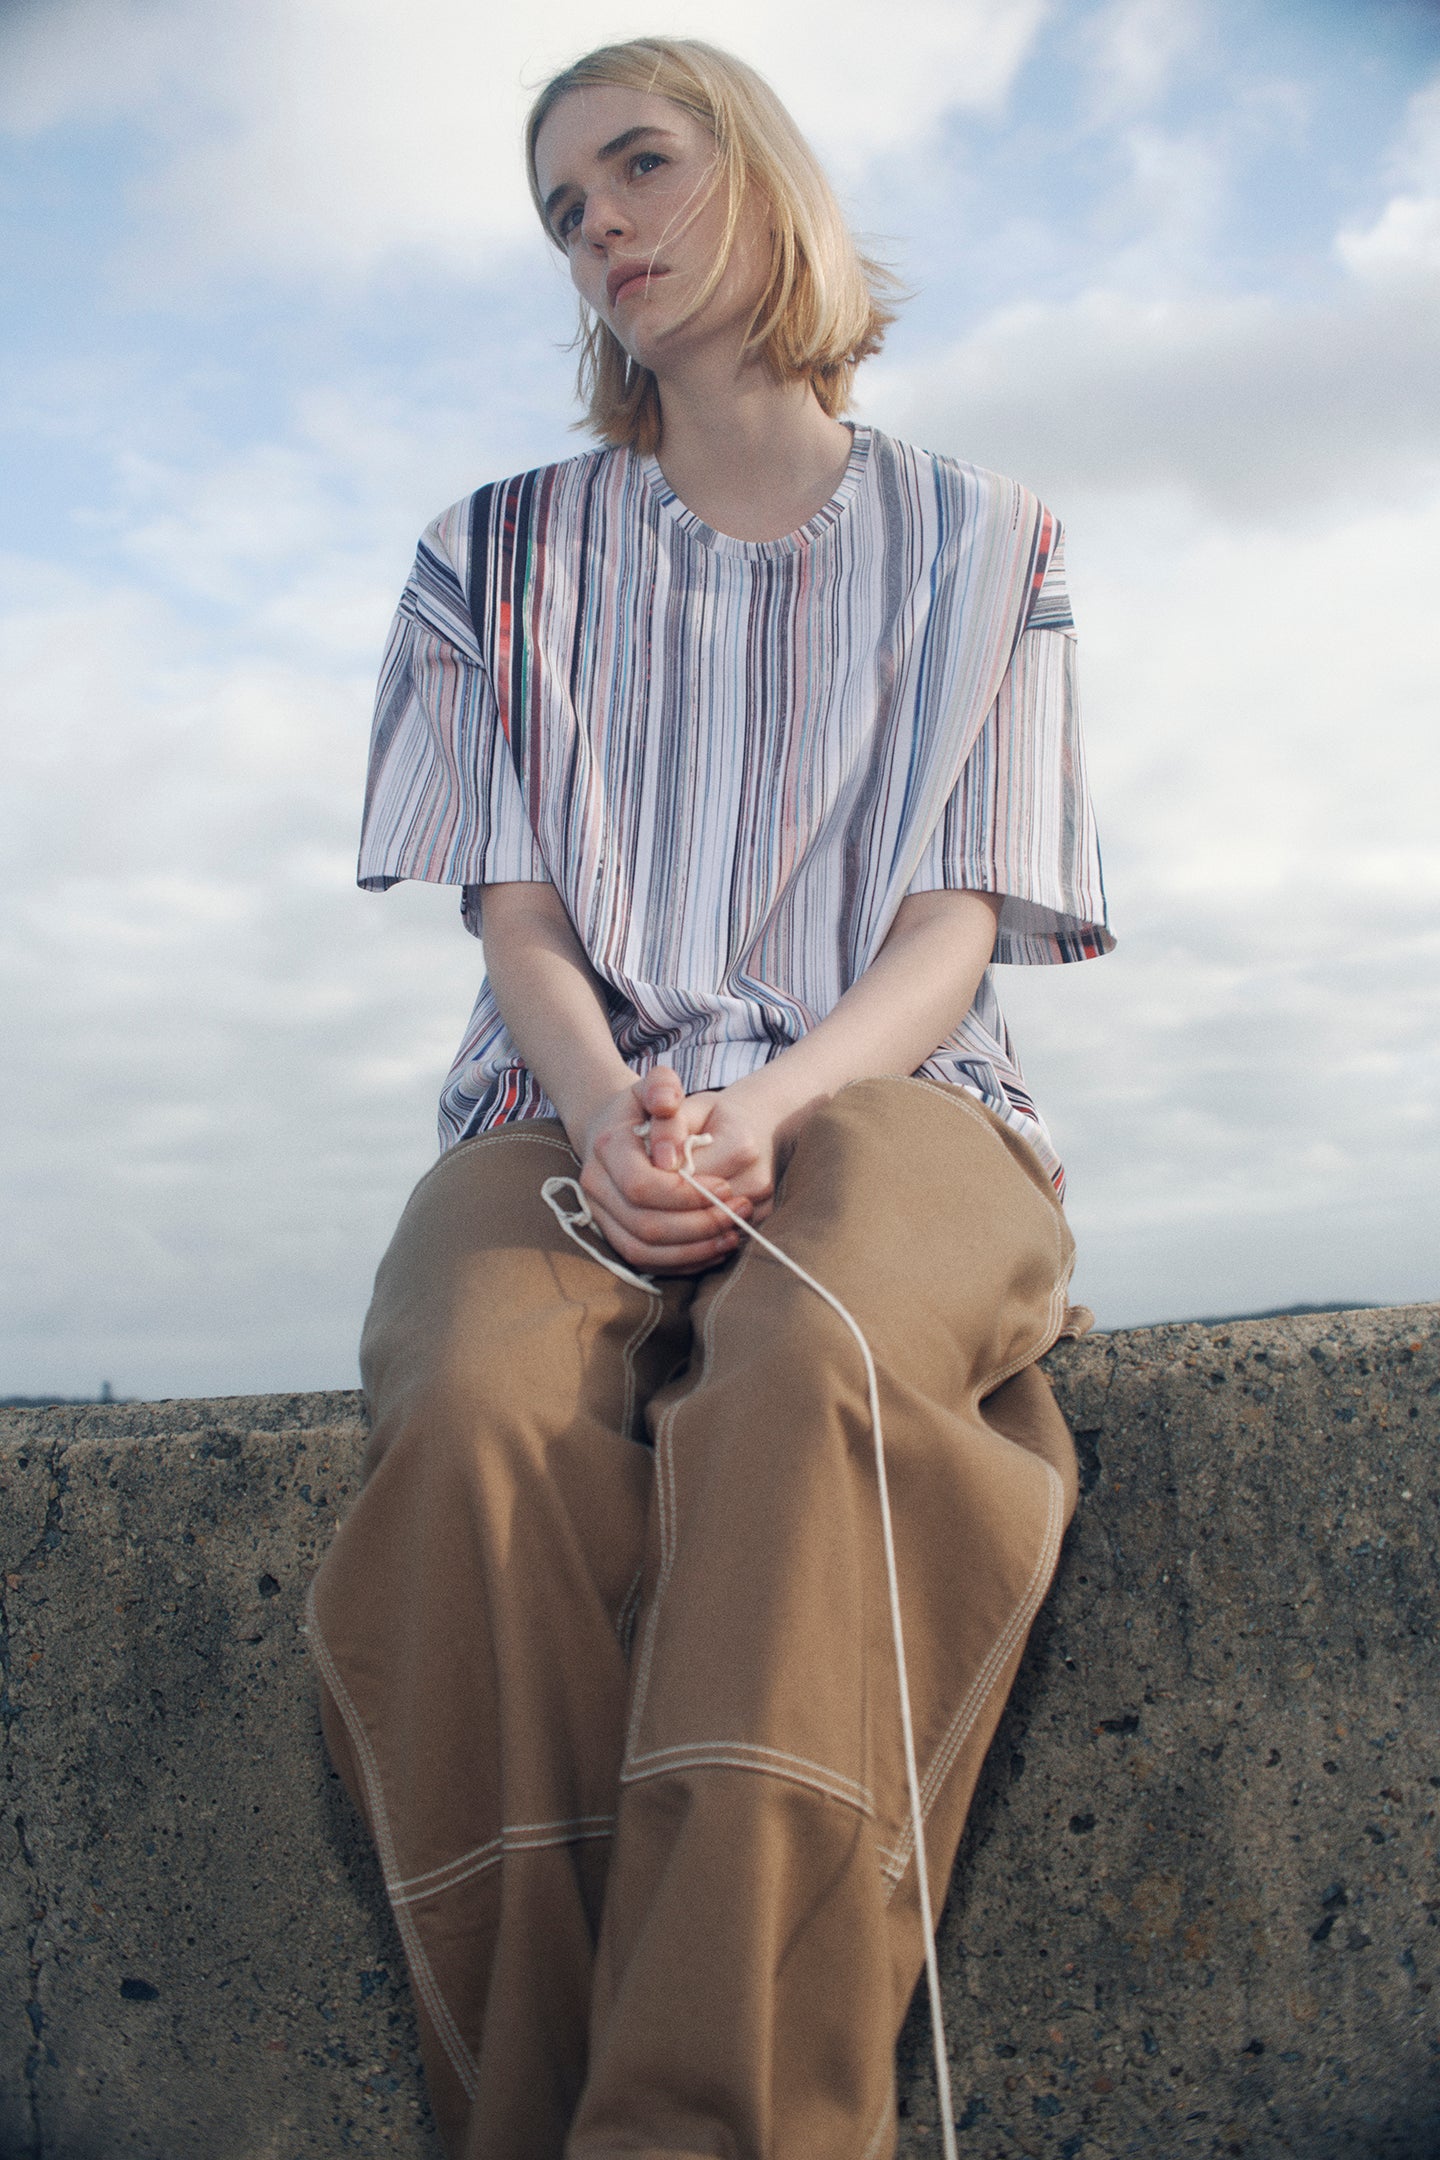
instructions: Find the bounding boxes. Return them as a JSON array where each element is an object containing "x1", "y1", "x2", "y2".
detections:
[
  {"x1": 557, "y1": 201, "x2": 583, "y2": 240},
  {"x1": 632, "y1": 152, "x2": 664, "y2": 177}
]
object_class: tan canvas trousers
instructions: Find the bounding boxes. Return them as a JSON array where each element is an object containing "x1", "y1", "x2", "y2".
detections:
[{"x1": 308, "y1": 1076, "x2": 1081, "y2": 2160}]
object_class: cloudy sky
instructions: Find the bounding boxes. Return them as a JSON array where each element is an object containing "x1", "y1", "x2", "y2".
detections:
[{"x1": 2, "y1": 0, "x2": 1438, "y2": 1399}]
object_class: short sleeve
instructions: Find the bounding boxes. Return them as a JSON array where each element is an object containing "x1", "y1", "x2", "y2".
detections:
[
  {"x1": 906, "y1": 526, "x2": 1114, "y2": 964},
  {"x1": 356, "y1": 504, "x2": 550, "y2": 924}
]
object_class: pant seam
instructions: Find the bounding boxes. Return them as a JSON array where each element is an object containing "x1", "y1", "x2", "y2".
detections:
[
  {"x1": 854, "y1": 1087, "x2": 1077, "y2": 1894},
  {"x1": 623, "y1": 1246, "x2": 755, "y2": 1761},
  {"x1": 615, "y1": 1563, "x2": 645, "y2": 1654},
  {"x1": 878, "y1": 1458, "x2": 1067, "y2": 1897},
  {"x1": 306, "y1": 1582, "x2": 480, "y2": 2098},
  {"x1": 391, "y1": 1818, "x2": 618, "y2": 1906},
  {"x1": 404, "y1": 1123, "x2": 576, "y2": 1208},
  {"x1": 389, "y1": 1811, "x2": 617, "y2": 1893},
  {"x1": 621, "y1": 1294, "x2": 665, "y2": 1446},
  {"x1": 623, "y1": 1084, "x2": 1071, "y2": 1814},
  {"x1": 861, "y1": 2088, "x2": 897, "y2": 2160},
  {"x1": 622, "y1": 1741, "x2": 874, "y2": 1816},
  {"x1": 918, "y1": 1460, "x2": 1066, "y2": 1825}
]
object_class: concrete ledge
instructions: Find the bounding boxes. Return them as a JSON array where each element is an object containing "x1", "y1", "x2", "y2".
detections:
[{"x1": 1, "y1": 1306, "x2": 1436, "y2": 2159}]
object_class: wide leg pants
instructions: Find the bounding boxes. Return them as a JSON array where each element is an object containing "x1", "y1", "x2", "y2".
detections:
[{"x1": 308, "y1": 1076, "x2": 1082, "y2": 2160}]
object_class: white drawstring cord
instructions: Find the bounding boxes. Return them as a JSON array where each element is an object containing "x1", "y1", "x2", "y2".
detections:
[
  {"x1": 539, "y1": 1175, "x2": 662, "y2": 1295},
  {"x1": 541, "y1": 1127, "x2": 960, "y2": 2159}
]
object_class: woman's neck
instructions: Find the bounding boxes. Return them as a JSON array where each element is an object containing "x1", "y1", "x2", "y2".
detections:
[{"x1": 652, "y1": 362, "x2": 855, "y2": 544}]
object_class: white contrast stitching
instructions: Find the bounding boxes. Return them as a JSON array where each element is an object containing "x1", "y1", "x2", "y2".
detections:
[
  {"x1": 622, "y1": 1740, "x2": 875, "y2": 1817},
  {"x1": 614, "y1": 1563, "x2": 645, "y2": 1653},
  {"x1": 920, "y1": 1465, "x2": 1066, "y2": 1821},
  {"x1": 620, "y1": 1298, "x2": 663, "y2": 1445},
  {"x1": 879, "y1": 1461, "x2": 1066, "y2": 1894},
  {"x1": 390, "y1": 1818, "x2": 617, "y2": 1907},
  {"x1": 861, "y1": 2089, "x2": 896, "y2": 2160},
  {"x1": 306, "y1": 1582, "x2": 479, "y2": 2096},
  {"x1": 388, "y1": 1811, "x2": 617, "y2": 1894},
  {"x1": 622, "y1": 1247, "x2": 753, "y2": 1761}
]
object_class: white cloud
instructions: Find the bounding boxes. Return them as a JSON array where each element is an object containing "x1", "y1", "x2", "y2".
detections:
[
  {"x1": 0, "y1": 560, "x2": 483, "y2": 1396},
  {"x1": 1080, "y1": 0, "x2": 1202, "y2": 120},
  {"x1": 1074, "y1": 494, "x2": 1440, "y2": 888},
  {"x1": 5, "y1": 2, "x2": 1440, "y2": 1391},
  {"x1": 1337, "y1": 192, "x2": 1440, "y2": 285},
  {"x1": 1336, "y1": 74, "x2": 1440, "y2": 286},
  {"x1": 860, "y1": 272, "x2": 1440, "y2": 520},
  {"x1": 69, "y1": 377, "x2": 575, "y2": 660},
  {"x1": 0, "y1": 0, "x2": 1047, "y2": 281},
  {"x1": 998, "y1": 482, "x2": 1440, "y2": 1325},
  {"x1": 1388, "y1": 74, "x2": 1440, "y2": 190},
  {"x1": 4, "y1": 470, "x2": 1437, "y2": 1389}
]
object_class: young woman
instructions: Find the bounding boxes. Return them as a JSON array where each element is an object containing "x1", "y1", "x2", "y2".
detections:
[{"x1": 309, "y1": 36, "x2": 1112, "y2": 2160}]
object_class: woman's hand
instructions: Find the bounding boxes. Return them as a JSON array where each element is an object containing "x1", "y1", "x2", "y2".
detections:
[
  {"x1": 614, "y1": 890, "x2": 1007, "y2": 1256},
  {"x1": 663, "y1": 1086, "x2": 787, "y2": 1222},
  {"x1": 577, "y1": 1068, "x2": 754, "y2": 1275},
  {"x1": 642, "y1": 1069, "x2": 801, "y2": 1229},
  {"x1": 482, "y1": 880, "x2": 1000, "y2": 1274}
]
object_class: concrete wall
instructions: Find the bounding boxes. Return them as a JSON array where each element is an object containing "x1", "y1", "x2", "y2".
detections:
[{"x1": 1, "y1": 1303, "x2": 1435, "y2": 2160}]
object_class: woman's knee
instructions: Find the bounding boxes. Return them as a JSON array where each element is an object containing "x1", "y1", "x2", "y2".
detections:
[
  {"x1": 788, "y1": 1075, "x2": 1043, "y2": 1195},
  {"x1": 781, "y1": 1078, "x2": 1068, "y2": 1294},
  {"x1": 361, "y1": 1247, "x2": 664, "y2": 1486}
]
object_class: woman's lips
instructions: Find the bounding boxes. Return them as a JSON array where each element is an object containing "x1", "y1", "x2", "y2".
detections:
[{"x1": 609, "y1": 266, "x2": 667, "y2": 308}]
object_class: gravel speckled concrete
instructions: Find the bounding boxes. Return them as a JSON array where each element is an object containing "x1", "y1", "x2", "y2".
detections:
[
  {"x1": 899, "y1": 1303, "x2": 1440, "y2": 2160},
  {"x1": 0, "y1": 1392, "x2": 420, "y2": 2159},
  {"x1": 1, "y1": 1306, "x2": 1436, "y2": 2159}
]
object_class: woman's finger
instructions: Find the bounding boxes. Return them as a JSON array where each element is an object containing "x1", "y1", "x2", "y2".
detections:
[
  {"x1": 645, "y1": 1117, "x2": 687, "y2": 1172},
  {"x1": 583, "y1": 1157, "x2": 743, "y2": 1245},
  {"x1": 590, "y1": 1129, "x2": 699, "y2": 1211},
  {"x1": 587, "y1": 1197, "x2": 741, "y2": 1273},
  {"x1": 634, "y1": 1065, "x2": 686, "y2": 1122},
  {"x1": 594, "y1": 1128, "x2": 748, "y2": 1216},
  {"x1": 588, "y1": 1154, "x2": 733, "y2": 1219},
  {"x1": 638, "y1": 1087, "x2": 718, "y2": 1173}
]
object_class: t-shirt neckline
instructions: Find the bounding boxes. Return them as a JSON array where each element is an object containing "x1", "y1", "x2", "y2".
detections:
[{"x1": 638, "y1": 423, "x2": 872, "y2": 559}]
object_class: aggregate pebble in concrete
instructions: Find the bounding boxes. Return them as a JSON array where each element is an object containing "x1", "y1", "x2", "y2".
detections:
[
  {"x1": 898, "y1": 1304, "x2": 1440, "y2": 2159},
  {"x1": 0, "y1": 1306, "x2": 1436, "y2": 2159},
  {"x1": 0, "y1": 1391, "x2": 422, "y2": 2158}
]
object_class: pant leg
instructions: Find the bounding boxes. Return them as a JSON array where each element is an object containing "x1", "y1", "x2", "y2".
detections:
[
  {"x1": 307, "y1": 1121, "x2": 694, "y2": 2160},
  {"x1": 568, "y1": 1077, "x2": 1079, "y2": 2160}
]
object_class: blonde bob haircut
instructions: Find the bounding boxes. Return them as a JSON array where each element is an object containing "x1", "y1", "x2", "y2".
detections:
[{"x1": 525, "y1": 37, "x2": 897, "y2": 453}]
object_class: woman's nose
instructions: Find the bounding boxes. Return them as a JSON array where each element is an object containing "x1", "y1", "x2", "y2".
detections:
[{"x1": 580, "y1": 191, "x2": 629, "y2": 249}]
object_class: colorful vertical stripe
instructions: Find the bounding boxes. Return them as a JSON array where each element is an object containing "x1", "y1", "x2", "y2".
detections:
[{"x1": 357, "y1": 426, "x2": 1113, "y2": 1192}]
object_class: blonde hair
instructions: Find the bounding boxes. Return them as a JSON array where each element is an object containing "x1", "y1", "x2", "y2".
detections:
[{"x1": 525, "y1": 38, "x2": 897, "y2": 452}]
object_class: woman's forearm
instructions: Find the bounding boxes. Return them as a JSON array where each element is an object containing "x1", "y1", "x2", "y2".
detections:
[
  {"x1": 479, "y1": 879, "x2": 745, "y2": 1267},
  {"x1": 478, "y1": 881, "x2": 634, "y2": 1148},
  {"x1": 728, "y1": 888, "x2": 1002, "y2": 1127},
  {"x1": 480, "y1": 880, "x2": 1000, "y2": 1155}
]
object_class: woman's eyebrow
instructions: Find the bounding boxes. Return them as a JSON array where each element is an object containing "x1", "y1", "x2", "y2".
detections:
[
  {"x1": 595, "y1": 123, "x2": 676, "y2": 162},
  {"x1": 542, "y1": 126, "x2": 680, "y2": 225}
]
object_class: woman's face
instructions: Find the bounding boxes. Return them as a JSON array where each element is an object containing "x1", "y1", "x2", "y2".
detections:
[{"x1": 533, "y1": 85, "x2": 769, "y2": 377}]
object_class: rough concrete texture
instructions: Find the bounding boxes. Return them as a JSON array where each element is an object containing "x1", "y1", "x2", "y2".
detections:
[
  {"x1": 0, "y1": 1304, "x2": 1435, "y2": 2160},
  {"x1": 896, "y1": 1303, "x2": 1440, "y2": 2160}
]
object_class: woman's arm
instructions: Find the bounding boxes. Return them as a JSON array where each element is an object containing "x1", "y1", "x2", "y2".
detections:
[
  {"x1": 478, "y1": 882, "x2": 750, "y2": 1271},
  {"x1": 478, "y1": 880, "x2": 633, "y2": 1142},
  {"x1": 480, "y1": 882, "x2": 999, "y2": 1271},
  {"x1": 729, "y1": 887, "x2": 1002, "y2": 1134},
  {"x1": 642, "y1": 888, "x2": 1003, "y2": 1217}
]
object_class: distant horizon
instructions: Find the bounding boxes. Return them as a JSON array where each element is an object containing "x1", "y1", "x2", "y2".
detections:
[{"x1": 5, "y1": 1298, "x2": 1432, "y2": 1409}]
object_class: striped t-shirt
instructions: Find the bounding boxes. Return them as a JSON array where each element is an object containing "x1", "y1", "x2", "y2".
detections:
[{"x1": 358, "y1": 424, "x2": 1112, "y2": 1191}]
